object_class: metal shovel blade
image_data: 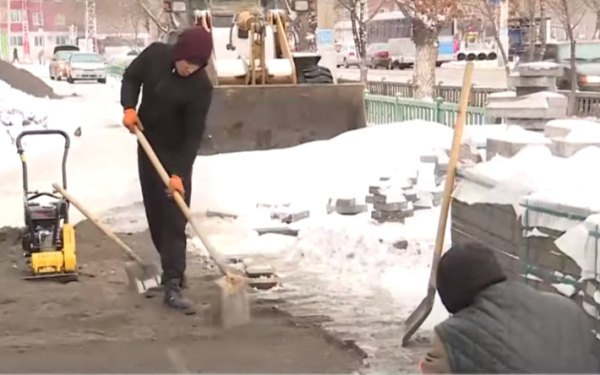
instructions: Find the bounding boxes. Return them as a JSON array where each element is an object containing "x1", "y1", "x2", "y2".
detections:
[
  {"x1": 124, "y1": 261, "x2": 161, "y2": 294},
  {"x1": 213, "y1": 274, "x2": 250, "y2": 329},
  {"x1": 401, "y1": 289, "x2": 435, "y2": 347}
]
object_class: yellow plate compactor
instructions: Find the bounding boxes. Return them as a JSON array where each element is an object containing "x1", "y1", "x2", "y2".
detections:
[{"x1": 16, "y1": 130, "x2": 77, "y2": 281}]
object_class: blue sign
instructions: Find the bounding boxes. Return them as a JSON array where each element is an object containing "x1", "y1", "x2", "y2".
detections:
[{"x1": 317, "y1": 29, "x2": 335, "y2": 47}]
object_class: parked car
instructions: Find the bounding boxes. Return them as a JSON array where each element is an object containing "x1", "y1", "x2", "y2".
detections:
[
  {"x1": 66, "y1": 52, "x2": 107, "y2": 84},
  {"x1": 541, "y1": 42, "x2": 600, "y2": 91},
  {"x1": 366, "y1": 43, "x2": 392, "y2": 69},
  {"x1": 388, "y1": 38, "x2": 415, "y2": 69},
  {"x1": 53, "y1": 44, "x2": 79, "y2": 55},
  {"x1": 49, "y1": 50, "x2": 76, "y2": 81},
  {"x1": 336, "y1": 44, "x2": 359, "y2": 68}
]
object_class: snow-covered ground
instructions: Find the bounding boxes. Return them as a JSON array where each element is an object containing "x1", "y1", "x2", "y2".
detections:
[{"x1": 0, "y1": 65, "x2": 467, "y2": 347}]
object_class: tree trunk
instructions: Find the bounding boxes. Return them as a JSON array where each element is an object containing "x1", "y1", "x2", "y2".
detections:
[
  {"x1": 298, "y1": 14, "x2": 310, "y2": 51},
  {"x1": 526, "y1": 0, "x2": 536, "y2": 62},
  {"x1": 482, "y1": 0, "x2": 510, "y2": 76},
  {"x1": 567, "y1": 38, "x2": 577, "y2": 116},
  {"x1": 538, "y1": 0, "x2": 546, "y2": 58},
  {"x1": 595, "y1": 10, "x2": 600, "y2": 39},
  {"x1": 412, "y1": 21, "x2": 439, "y2": 99}
]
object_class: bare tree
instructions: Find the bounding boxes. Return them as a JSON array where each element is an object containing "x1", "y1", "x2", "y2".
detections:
[
  {"x1": 547, "y1": 0, "x2": 585, "y2": 115},
  {"x1": 583, "y1": 0, "x2": 600, "y2": 38},
  {"x1": 392, "y1": 0, "x2": 464, "y2": 99},
  {"x1": 279, "y1": 0, "x2": 317, "y2": 51},
  {"x1": 134, "y1": 0, "x2": 171, "y2": 36},
  {"x1": 336, "y1": 0, "x2": 389, "y2": 82},
  {"x1": 97, "y1": 0, "x2": 149, "y2": 49},
  {"x1": 477, "y1": 0, "x2": 510, "y2": 76}
]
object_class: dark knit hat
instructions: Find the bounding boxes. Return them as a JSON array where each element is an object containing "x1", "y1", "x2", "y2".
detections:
[
  {"x1": 436, "y1": 242, "x2": 507, "y2": 314},
  {"x1": 172, "y1": 27, "x2": 213, "y2": 68}
]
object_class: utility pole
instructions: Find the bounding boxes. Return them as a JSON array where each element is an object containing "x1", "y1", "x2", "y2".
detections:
[
  {"x1": 316, "y1": 0, "x2": 337, "y2": 82},
  {"x1": 498, "y1": 0, "x2": 509, "y2": 67},
  {"x1": 85, "y1": 0, "x2": 98, "y2": 52},
  {"x1": 22, "y1": 0, "x2": 31, "y2": 61}
]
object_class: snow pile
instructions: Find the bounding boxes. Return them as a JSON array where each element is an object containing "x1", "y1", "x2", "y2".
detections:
[
  {"x1": 192, "y1": 120, "x2": 453, "y2": 215},
  {"x1": 454, "y1": 143, "x2": 600, "y2": 216},
  {"x1": 286, "y1": 213, "x2": 449, "y2": 327}
]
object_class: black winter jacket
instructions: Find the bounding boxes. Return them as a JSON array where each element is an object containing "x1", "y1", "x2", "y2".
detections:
[{"x1": 120, "y1": 42, "x2": 213, "y2": 177}]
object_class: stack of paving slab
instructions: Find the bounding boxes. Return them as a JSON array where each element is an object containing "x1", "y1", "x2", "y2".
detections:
[
  {"x1": 485, "y1": 119, "x2": 600, "y2": 159},
  {"x1": 486, "y1": 62, "x2": 568, "y2": 131},
  {"x1": 367, "y1": 180, "x2": 415, "y2": 223}
]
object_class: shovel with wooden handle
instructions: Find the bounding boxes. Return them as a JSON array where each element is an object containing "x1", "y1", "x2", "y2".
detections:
[
  {"x1": 133, "y1": 127, "x2": 251, "y2": 329},
  {"x1": 52, "y1": 183, "x2": 161, "y2": 294},
  {"x1": 400, "y1": 61, "x2": 474, "y2": 346}
]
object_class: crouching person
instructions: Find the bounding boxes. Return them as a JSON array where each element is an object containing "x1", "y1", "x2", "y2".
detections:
[{"x1": 420, "y1": 242, "x2": 600, "y2": 374}]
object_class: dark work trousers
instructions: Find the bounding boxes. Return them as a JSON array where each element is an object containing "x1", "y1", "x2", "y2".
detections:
[{"x1": 138, "y1": 145, "x2": 192, "y2": 282}]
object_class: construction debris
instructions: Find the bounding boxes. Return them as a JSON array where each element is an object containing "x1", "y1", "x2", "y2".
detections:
[{"x1": 254, "y1": 227, "x2": 299, "y2": 236}]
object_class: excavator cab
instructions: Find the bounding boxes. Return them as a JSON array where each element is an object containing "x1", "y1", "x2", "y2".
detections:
[{"x1": 164, "y1": 0, "x2": 367, "y2": 155}]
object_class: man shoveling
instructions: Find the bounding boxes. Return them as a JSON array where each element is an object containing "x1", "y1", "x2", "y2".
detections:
[{"x1": 120, "y1": 27, "x2": 214, "y2": 314}]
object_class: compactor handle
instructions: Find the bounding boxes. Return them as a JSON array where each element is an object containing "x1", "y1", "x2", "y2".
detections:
[
  {"x1": 16, "y1": 129, "x2": 71, "y2": 153},
  {"x1": 15, "y1": 129, "x2": 71, "y2": 193}
]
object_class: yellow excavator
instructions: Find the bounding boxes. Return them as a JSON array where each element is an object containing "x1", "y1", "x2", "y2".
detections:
[{"x1": 162, "y1": 0, "x2": 367, "y2": 155}]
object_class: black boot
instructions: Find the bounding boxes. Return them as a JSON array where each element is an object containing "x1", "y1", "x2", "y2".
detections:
[
  {"x1": 163, "y1": 279, "x2": 196, "y2": 315},
  {"x1": 145, "y1": 274, "x2": 187, "y2": 298}
]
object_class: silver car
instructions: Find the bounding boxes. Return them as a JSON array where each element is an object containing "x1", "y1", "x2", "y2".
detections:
[
  {"x1": 336, "y1": 44, "x2": 360, "y2": 68},
  {"x1": 66, "y1": 52, "x2": 107, "y2": 84}
]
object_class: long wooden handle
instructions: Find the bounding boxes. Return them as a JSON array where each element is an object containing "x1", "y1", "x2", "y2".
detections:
[
  {"x1": 52, "y1": 182, "x2": 145, "y2": 265},
  {"x1": 133, "y1": 128, "x2": 230, "y2": 276},
  {"x1": 428, "y1": 62, "x2": 474, "y2": 289}
]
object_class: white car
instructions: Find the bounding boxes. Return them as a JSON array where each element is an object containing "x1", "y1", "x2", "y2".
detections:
[
  {"x1": 336, "y1": 44, "x2": 360, "y2": 68},
  {"x1": 66, "y1": 52, "x2": 107, "y2": 84}
]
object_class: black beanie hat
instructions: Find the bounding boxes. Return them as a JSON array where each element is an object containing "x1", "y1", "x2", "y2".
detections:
[
  {"x1": 172, "y1": 27, "x2": 213, "y2": 68},
  {"x1": 436, "y1": 242, "x2": 507, "y2": 314}
]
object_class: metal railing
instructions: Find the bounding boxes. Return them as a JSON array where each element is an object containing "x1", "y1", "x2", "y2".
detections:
[
  {"x1": 342, "y1": 78, "x2": 600, "y2": 117},
  {"x1": 106, "y1": 64, "x2": 125, "y2": 77},
  {"x1": 365, "y1": 93, "x2": 490, "y2": 127}
]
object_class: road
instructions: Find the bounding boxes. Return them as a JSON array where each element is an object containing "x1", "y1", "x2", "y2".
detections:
[{"x1": 337, "y1": 66, "x2": 508, "y2": 88}]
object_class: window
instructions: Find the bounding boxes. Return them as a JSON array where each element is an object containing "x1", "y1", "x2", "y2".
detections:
[
  {"x1": 10, "y1": 36, "x2": 23, "y2": 46},
  {"x1": 33, "y1": 12, "x2": 44, "y2": 26},
  {"x1": 55, "y1": 51, "x2": 73, "y2": 60},
  {"x1": 34, "y1": 36, "x2": 44, "y2": 47},
  {"x1": 55, "y1": 35, "x2": 68, "y2": 45},
  {"x1": 55, "y1": 13, "x2": 65, "y2": 26},
  {"x1": 70, "y1": 53, "x2": 101, "y2": 63},
  {"x1": 10, "y1": 10, "x2": 22, "y2": 22}
]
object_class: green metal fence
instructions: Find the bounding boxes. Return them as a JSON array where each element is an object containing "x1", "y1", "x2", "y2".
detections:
[
  {"x1": 365, "y1": 93, "x2": 490, "y2": 127},
  {"x1": 342, "y1": 78, "x2": 600, "y2": 118},
  {"x1": 106, "y1": 64, "x2": 125, "y2": 77}
]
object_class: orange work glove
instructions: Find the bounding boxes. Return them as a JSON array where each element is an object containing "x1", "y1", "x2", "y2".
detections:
[
  {"x1": 168, "y1": 175, "x2": 184, "y2": 197},
  {"x1": 122, "y1": 108, "x2": 143, "y2": 133}
]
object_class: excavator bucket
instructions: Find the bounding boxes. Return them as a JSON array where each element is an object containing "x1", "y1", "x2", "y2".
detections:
[{"x1": 199, "y1": 83, "x2": 367, "y2": 155}]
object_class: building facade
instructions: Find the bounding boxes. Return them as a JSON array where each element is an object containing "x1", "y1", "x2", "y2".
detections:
[{"x1": 0, "y1": 0, "x2": 85, "y2": 61}]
